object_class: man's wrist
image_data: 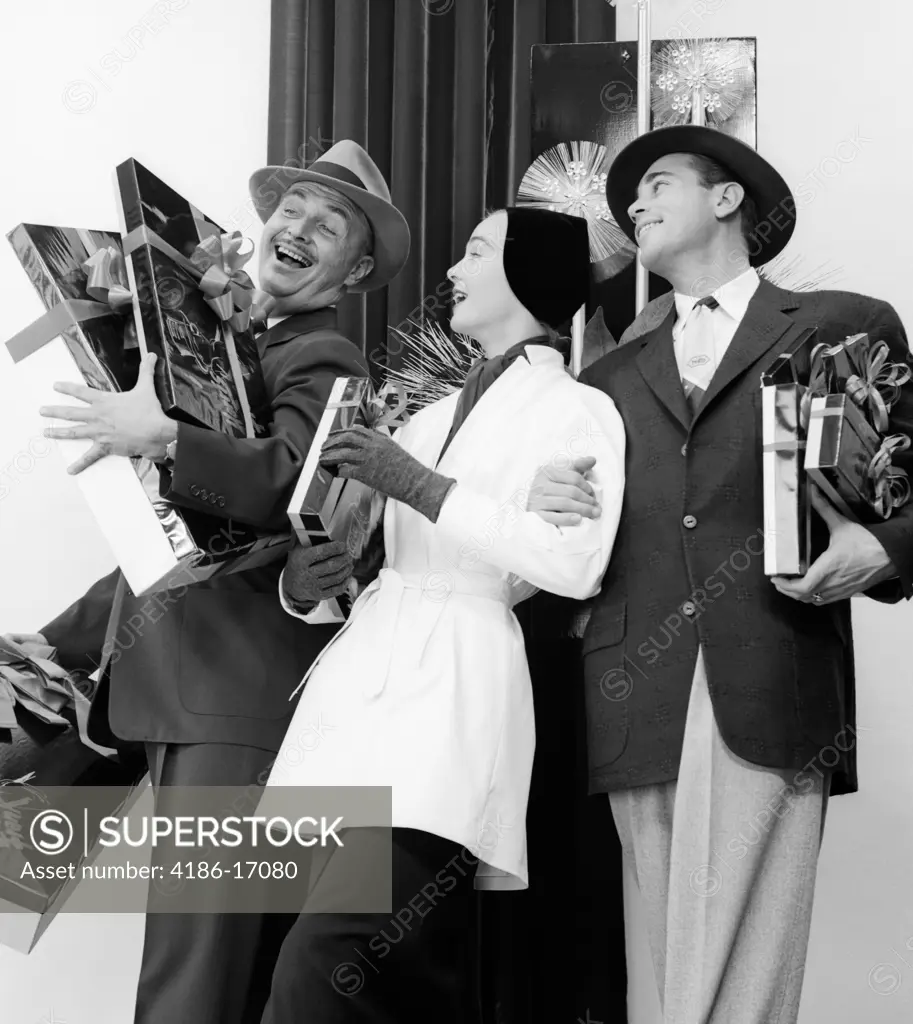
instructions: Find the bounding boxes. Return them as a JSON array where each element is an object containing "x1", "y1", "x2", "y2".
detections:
[{"x1": 148, "y1": 417, "x2": 179, "y2": 463}]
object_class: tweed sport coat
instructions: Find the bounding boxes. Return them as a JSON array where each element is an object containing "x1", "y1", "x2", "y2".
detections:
[{"x1": 579, "y1": 280, "x2": 913, "y2": 797}]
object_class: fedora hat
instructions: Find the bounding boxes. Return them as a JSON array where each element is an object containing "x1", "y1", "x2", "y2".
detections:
[
  {"x1": 606, "y1": 126, "x2": 796, "y2": 266},
  {"x1": 249, "y1": 140, "x2": 411, "y2": 292}
]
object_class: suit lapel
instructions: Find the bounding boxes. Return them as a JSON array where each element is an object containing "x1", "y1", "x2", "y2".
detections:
[
  {"x1": 696, "y1": 279, "x2": 802, "y2": 420},
  {"x1": 256, "y1": 308, "x2": 339, "y2": 355},
  {"x1": 635, "y1": 308, "x2": 691, "y2": 431},
  {"x1": 635, "y1": 279, "x2": 805, "y2": 430}
]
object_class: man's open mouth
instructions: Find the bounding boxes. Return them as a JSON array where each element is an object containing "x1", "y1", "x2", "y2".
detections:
[
  {"x1": 452, "y1": 290, "x2": 467, "y2": 305},
  {"x1": 274, "y1": 243, "x2": 314, "y2": 269}
]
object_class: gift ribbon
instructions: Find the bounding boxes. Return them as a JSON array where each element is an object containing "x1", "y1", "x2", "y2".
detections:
[
  {"x1": 868, "y1": 433, "x2": 912, "y2": 519},
  {"x1": 0, "y1": 636, "x2": 117, "y2": 759},
  {"x1": 122, "y1": 224, "x2": 258, "y2": 438},
  {"x1": 6, "y1": 299, "x2": 113, "y2": 363},
  {"x1": 364, "y1": 381, "x2": 412, "y2": 430},
  {"x1": 844, "y1": 340, "x2": 912, "y2": 434},
  {"x1": 82, "y1": 245, "x2": 135, "y2": 311}
]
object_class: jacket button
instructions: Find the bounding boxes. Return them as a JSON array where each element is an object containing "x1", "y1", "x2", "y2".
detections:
[
  {"x1": 683, "y1": 514, "x2": 697, "y2": 529},
  {"x1": 218, "y1": 496, "x2": 226, "y2": 508},
  {"x1": 190, "y1": 484, "x2": 200, "y2": 497},
  {"x1": 680, "y1": 443, "x2": 688, "y2": 456},
  {"x1": 682, "y1": 600, "x2": 697, "y2": 617}
]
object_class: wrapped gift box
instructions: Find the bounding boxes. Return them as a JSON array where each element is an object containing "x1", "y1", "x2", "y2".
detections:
[
  {"x1": 805, "y1": 393, "x2": 884, "y2": 522},
  {"x1": 820, "y1": 332, "x2": 870, "y2": 393},
  {"x1": 0, "y1": 639, "x2": 147, "y2": 953},
  {"x1": 287, "y1": 377, "x2": 404, "y2": 620},
  {"x1": 115, "y1": 157, "x2": 270, "y2": 439},
  {"x1": 6, "y1": 223, "x2": 290, "y2": 596},
  {"x1": 760, "y1": 327, "x2": 817, "y2": 576}
]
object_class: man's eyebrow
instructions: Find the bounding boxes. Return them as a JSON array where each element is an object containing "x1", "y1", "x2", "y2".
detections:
[
  {"x1": 467, "y1": 234, "x2": 493, "y2": 246},
  {"x1": 641, "y1": 169, "x2": 677, "y2": 185}
]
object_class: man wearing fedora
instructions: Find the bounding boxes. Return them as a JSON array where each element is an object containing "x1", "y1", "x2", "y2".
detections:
[
  {"x1": 532, "y1": 125, "x2": 913, "y2": 1022},
  {"x1": 18, "y1": 141, "x2": 411, "y2": 1024}
]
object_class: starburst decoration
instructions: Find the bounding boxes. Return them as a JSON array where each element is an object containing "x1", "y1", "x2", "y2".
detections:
[
  {"x1": 516, "y1": 141, "x2": 633, "y2": 264},
  {"x1": 652, "y1": 39, "x2": 754, "y2": 128},
  {"x1": 380, "y1": 319, "x2": 483, "y2": 411}
]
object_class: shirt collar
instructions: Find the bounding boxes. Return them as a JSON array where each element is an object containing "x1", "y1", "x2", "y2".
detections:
[
  {"x1": 257, "y1": 306, "x2": 339, "y2": 352},
  {"x1": 673, "y1": 267, "x2": 760, "y2": 324}
]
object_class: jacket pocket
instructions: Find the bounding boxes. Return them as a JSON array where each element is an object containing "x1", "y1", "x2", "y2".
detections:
[{"x1": 582, "y1": 601, "x2": 626, "y2": 656}]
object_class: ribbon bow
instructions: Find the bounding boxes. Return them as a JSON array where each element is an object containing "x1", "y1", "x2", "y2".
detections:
[
  {"x1": 868, "y1": 433, "x2": 912, "y2": 519},
  {"x1": 844, "y1": 339, "x2": 912, "y2": 434},
  {"x1": 82, "y1": 246, "x2": 135, "y2": 311},
  {"x1": 0, "y1": 637, "x2": 116, "y2": 759},
  {"x1": 191, "y1": 231, "x2": 257, "y2": 333},
  {"x1": 798, "y1": 342, "x2": 832, "y2": 430},
  {"x1": 364, "y1": 381, "x2": 412, "y2": 431}
]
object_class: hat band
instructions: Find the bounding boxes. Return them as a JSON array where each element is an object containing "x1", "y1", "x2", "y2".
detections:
[{"x1": 307, "y1": 161, "x2": 368, "y2": 191}]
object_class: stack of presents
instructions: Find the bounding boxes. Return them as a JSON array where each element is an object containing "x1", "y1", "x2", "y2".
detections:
[{"x1": 0, "y1": 160, "x2": 402, "y2": 951}]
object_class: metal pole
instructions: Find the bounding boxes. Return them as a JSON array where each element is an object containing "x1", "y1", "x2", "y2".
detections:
[{"x1": 635, "y1": 0, "x2": 651, "y2": 316}]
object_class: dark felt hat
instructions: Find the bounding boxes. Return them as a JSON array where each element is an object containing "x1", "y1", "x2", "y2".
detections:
[
  {"x1": 502, "y1": 208, "x2": 590, "y2": 328},
  {"x1": 606, "y1": 126, "x2": 796, "y2": 267}
]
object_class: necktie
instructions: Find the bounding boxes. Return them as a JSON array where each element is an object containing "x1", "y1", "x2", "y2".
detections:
[
  {"x1": 679, "y1": 295, "x2": 719, "y2": 415},
  {"x1": 436, "y1": 335, "x2": 553, "y2": 464}
]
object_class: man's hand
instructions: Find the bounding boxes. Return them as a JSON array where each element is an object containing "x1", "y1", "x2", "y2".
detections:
[
  {"x1": 320, "y1": 426, "x2": 456, "y2": 523},
  {"x1": 527, "y1": 455, "x2": 601, "y2": 527},
  {"x1": 2, "y1": 633, "x2": 50, "y2": 658},
  {"x1": 772, "y1": 488, "x2": 897, "y2": 604},
  {"x1": 40, "y1": 353, "x2": 177, "y2": 475},
  {"x1": 283, "y1": 541, "x2": 354, "y2": 611}
]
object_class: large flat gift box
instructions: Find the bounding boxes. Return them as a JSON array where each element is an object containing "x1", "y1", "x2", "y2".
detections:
[
  {"x1": 288, "y1": 377, "x2": 404, "y2": 621},
  {"x1": 115, "y1": 157, "x2": 270, "y2": 439},
  {"x1": 760, "y1": 327, "x2": 817, "y2": 576},
  {"x1": 6, "y1": 223, "x2": 289, "y2": 597},
  {"x1": 0, "y1": 638, "x2": 147, "y2": 954}
]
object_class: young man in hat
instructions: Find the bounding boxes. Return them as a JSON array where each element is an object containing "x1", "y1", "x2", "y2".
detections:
[
  {"x1": 530, "y1": 126, "x2": 913, "y2": 1023},
  {"x1": 8, "y1": 141, "x2": 411, "y2": 1024},
  {"x1": 262, "y1": 207, "x2": 626, "y2": 1023}
]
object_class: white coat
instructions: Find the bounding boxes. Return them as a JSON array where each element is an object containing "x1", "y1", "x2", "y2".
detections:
[{"x1": 265, "y1": 345, "x2": 625, "y2": 888}]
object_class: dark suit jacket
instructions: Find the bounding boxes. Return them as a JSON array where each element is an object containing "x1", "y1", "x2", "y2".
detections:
[
  {"x1": 579, "y1": 280, "x2": 913, "y2": 797},
  {"x1": 42, "y1": 309, "x2": 368, "y2": 752}
]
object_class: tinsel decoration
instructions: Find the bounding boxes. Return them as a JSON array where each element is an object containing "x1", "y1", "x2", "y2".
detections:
[
  {"x1": 383, "y1": 320, "x2": 483, "y2": 412},
  {"x1": 516, "y1": 141, "x2": 634, "y2": 264},
  {"x1": 651, "y1": 39, "x2": 754, "y2": 129}
]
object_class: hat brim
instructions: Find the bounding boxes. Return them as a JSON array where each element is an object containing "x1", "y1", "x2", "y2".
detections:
[
  {"x1": 248, "y1": 166, "x2": 411, "y2": 292},
  {"x1": 606, "y1": 126, "x2": 796, "y2": 267}
]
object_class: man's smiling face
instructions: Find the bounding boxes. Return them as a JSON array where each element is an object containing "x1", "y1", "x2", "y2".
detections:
[
  {"x1": 258, "y1": 181, "x2": 374, "y2": 314},
  {"x1": 627, "y1": 153, "x2": 721, "y2": 278}
]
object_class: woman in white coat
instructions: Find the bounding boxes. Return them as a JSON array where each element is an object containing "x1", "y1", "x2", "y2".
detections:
[{"x1": 260, "y1": 208, "x2": 626, "y2": 1024}]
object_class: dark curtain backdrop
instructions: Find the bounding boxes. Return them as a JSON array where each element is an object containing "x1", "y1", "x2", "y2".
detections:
[
  {"x1": 266, "y1": 2, "x2": 627, "y2": 1021},
  {"x1": 267, "y1": 0, "x2": 617, "y2": 371}
]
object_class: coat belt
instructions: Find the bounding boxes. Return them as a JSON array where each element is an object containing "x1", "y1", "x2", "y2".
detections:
[{"x1": 289, "y1": 567, "x2": 512, "y2": 702}]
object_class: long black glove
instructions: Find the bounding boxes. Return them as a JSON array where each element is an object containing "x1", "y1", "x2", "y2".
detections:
[
  {"x1": 282, "y1": 540, "x2": 354, "y2": 614},
  {"x1": 320, "y1": 426, "x2": 457, "y2": 523}
]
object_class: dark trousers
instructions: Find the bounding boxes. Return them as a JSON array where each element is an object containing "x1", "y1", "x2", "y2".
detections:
[
  {"x1": 261, "y1": 827, "x2": 481, "y2": 1024},
  {"x1": 134, "y1": 742, "x2": 297, "y2": 1024},
  {"x1": 482, "y1": 593, "x2": 628, "y2": 1022}
]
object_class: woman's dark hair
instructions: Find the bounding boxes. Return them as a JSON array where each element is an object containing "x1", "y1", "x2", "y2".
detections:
[{"x1": 687, "y1": 154, "x2": 758, "y2": 250}]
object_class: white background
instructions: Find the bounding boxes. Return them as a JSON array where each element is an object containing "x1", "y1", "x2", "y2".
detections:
[
  {"x1": 616, "y1": 2, "x2": 913, "y2": 1022},
  {"x1": 0, "y1": 2, "x2": 269, "y2": 1021},
  {"x1": 1, "y1": 1, "x2": 912, "y2": 1022}
]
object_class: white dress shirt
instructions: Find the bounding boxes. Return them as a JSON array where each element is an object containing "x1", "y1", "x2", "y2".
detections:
[{"x1": 671, "y1": 268, "x2": 760, "y2": 378}]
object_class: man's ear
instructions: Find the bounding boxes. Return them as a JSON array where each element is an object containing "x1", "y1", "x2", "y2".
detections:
[
  {"x1": 715, "y1": 181, "x2": 745, "y2": 221},
  {"x1": 346, "y1": 255, "x2": 375, "y2": 288}
]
